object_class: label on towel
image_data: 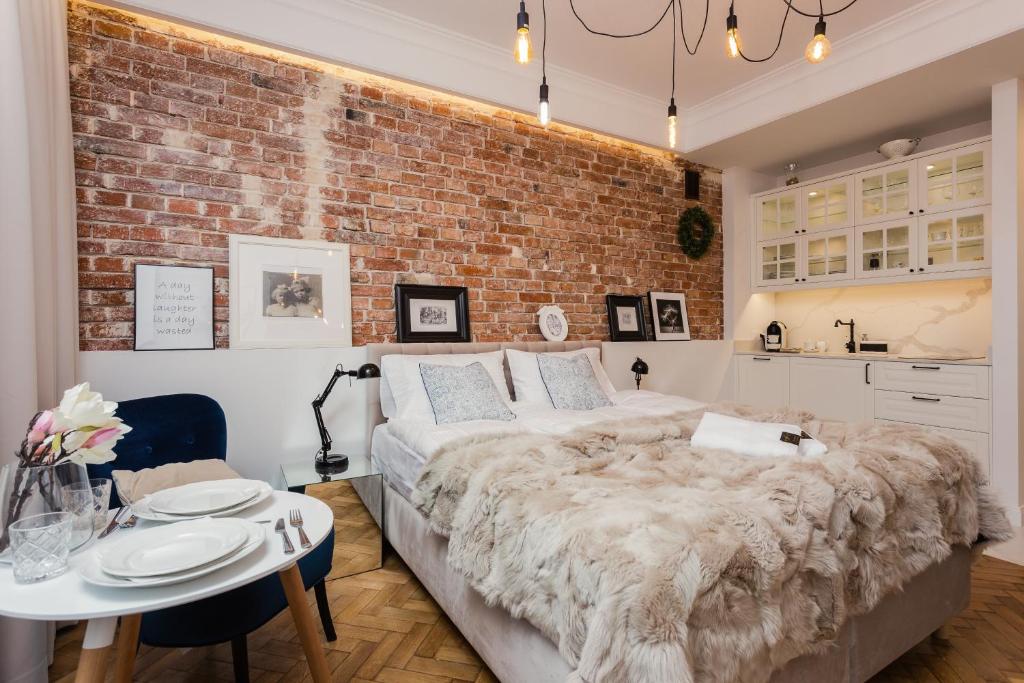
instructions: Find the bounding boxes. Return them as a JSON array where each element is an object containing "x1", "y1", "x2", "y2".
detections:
[
  {"x1": 780, "y1": 431, "x2": 801, "y2": 445},
  {"x1": 800, "y1": 430, "x2": 812, "y2": 440}
]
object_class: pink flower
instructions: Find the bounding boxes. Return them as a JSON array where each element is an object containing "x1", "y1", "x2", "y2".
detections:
[
  {"x1": 25, "y1": 411, "x2": 55, "y2": 446},
  {"x1": 82, "y1": 427, "x2": 120, "y2": 449}
]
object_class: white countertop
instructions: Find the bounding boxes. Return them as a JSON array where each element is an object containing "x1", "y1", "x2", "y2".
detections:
[{"x1": 734, "y1": 349, "x2": 991, "y2": 366}]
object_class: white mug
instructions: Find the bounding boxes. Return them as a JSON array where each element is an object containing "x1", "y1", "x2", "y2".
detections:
[
  {"x1": 816, "y1": 340, "x2": 829, "y2": 352},
  {"x1": 802, "y1": 340, "x2": 816, "y2": 352}
]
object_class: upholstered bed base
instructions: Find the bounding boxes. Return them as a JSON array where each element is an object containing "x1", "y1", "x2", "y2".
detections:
[{"x1": 383, "y1": 483, "x2": 970, "y2": 683}]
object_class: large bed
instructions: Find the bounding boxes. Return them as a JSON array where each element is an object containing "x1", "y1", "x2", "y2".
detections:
[{"x1": 362, "y1": 341, "x2": 1007, "y2": 683}]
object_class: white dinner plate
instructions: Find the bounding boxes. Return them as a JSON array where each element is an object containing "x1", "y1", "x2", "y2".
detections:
[
  {"x1": 99, "y1": 518, "x2": 249, "y2": 578},
  {"x1": 80, "y1": 521, "x2": 265, "y2": 588},
  {"x1": 133, "y1": 481, "x2": 272, "y2": 523},
  {"x1": 148, "y1": 480, "x2": 262, "y2": 515}
]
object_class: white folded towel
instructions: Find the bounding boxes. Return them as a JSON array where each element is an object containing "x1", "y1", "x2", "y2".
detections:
[{"x1": 690, "y1": 412, "x2": 827, "y2": 459}]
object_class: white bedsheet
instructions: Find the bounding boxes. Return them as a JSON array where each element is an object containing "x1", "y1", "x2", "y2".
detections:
[{"x1": 372, "y1": 390, "x2": 705, "y2": 496}]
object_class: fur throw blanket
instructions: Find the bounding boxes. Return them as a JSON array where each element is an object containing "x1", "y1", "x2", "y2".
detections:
[{"x1": 412, "y1": 404, "x2": 1011, "y2": 683}]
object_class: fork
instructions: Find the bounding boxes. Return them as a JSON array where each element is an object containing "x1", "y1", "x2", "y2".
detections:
[
  {"x1": 274, "y1": 518, "x2": 295, "y2": 554},
  {"x1": 289, "y1": 508, "x2": 312, "y2": 549}
]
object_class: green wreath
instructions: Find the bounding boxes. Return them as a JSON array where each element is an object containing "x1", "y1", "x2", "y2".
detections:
[{"x1": 676, "y1": 206, "x2": 715, "y2": 260}]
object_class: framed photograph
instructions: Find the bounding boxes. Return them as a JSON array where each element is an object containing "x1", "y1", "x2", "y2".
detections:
[
  {"x1": 605, "y1": 294, "x2": 648, "y2": 342},
  {"x1": 537, "y1": 305, "x2": 568, "y2": 342},
  {"x1": 134, "y1": 264, "x2": 214, "y2": 351},
  {"x1": 229, "y1": 235, "x2": 351, "y2": 349},
  {"x1": 649, "y1": 291, "x2": 691, "y2": 341},
  {"x1": 395, "y1": 284, "x2": 470, "y2": 343}
]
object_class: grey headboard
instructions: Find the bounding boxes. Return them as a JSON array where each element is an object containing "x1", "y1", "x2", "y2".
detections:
[{"x1": 364, "y1": 341, "x2": 602, "y2": 446}]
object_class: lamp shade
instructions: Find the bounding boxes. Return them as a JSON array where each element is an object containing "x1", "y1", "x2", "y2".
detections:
[
  {"x1": 357, "y1": 363, "x2": 381, "y2": 379},
  {"x1": 630, "y1": 358, "x2": 649, "y2": 376}
]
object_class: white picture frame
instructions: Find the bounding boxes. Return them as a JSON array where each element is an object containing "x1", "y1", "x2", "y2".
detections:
[
  {"x1": 537, "y1": 305, "x2": 568, "y2": 342},
  {"x1": 229, "y1": 235, "x2": 352, "y2": 349},
  {"x1": 134, "y1": 264, "x2": 214, "y2": 351},
  {"x1": 649, "y1": 291, "x2": 691, "y2": 341}
]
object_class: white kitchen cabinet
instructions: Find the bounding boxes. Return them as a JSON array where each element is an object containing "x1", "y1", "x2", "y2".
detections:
[
  {"x1": 789, "y1": 357, "x2": 873, "y2": 422},
  {"x1": 803, "y1": 228, "x2": 853, "y2": 283},
  {"x1": 756, "y1": 190, "x2": 801, "y2": 241},
  {"x1": 874, "y1": 390, "x2": 990, "y2": 432},
  {"x1": 756, "y1": 236, "x2": 801, "y2": 287},
  {"x1": 855, "y1": 218, "x2": 918, "y2": 279},
  {"x1": 873, "y1": 361, "x2": 989, "y2": 399},
  {"x1": 917, "y1": 207, "x2": 990, "y2": 275},
  {"x1": 918, "y1": 142, "x2": 990, "y2": 214},
  {"x1": 856, "y1": 160, "x2": 917, "y2": 225},
  {"x1": 735, "y1": 355, "x2": 790, "y2": 410},
  {"x1": 802, "y1": 177, "x2": 853, "y2": 231}
]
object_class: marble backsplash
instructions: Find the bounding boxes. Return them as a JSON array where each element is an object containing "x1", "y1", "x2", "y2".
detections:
[{"x1": 767, "y1": 278, "x2": 992, "y2": 356}]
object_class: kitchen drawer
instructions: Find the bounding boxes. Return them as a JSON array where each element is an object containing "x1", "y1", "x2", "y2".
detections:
[
  {"x1": 873, "y1": 361, "x2": 989, "y2": 399},
  {"x1": 876, "y1": 419, "x2": 990, "y2": 479},
  {"x1": 873, "y1": 390, "x2": 989, "y2": 432}
]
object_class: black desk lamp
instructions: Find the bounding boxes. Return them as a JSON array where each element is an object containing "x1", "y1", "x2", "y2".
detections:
[
  {"x1": 630, "y1": 357, "x2": 649, "y2": 390},
  {"x1": 312, "y1": 362, "x2": 380, "y2": 473}
]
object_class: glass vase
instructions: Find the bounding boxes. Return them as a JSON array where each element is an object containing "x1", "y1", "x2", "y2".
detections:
[{"x1": 0, "y1": 461, "x2": 91, "y2": 560}]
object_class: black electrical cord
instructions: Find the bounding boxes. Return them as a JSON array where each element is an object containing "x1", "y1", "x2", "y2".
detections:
[
  {"x1": 542, "y1": 0, "x2": 547, "y2": 80},
  {"x1": 783, "y1": 0, "x2": 861, "y2": 18},
  {"x1": 568, "y1": 0, "x2": 674, "y2": 38},
  {"x1": 676, "y1": 0, "x2": 710, "y2": 56},
  {"x1": 735, "y1": 0, "x2": 795, "y2": 63},
  {"x1": 670, "y1": 0, "x2": 677, "y2": 100}
]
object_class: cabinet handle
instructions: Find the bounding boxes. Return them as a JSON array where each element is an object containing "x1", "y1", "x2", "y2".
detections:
[
  {"x1": 908, "y1": 211, "x2": 914, "y2": 216},
  {"x1": 865, "y1": 363, "x2": 871, "y2": 385},
  {"x1": 919, "y1": 266, "x2": 926, "y2": 272},
  {"x1": 753, "y1": 356, "x2": 772, "y2": 361},
  {"x1": 918, "y1": 209, "x2": 925, "y2": 214},
  {"x1": 911, "y1": 365, "x2": 941, "y2": 370},
  {"x1": 911, "y1": 395, "x2": 941, "y2": 402}
]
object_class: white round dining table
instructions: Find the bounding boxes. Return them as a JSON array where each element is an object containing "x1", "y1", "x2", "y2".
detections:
[{"x1": 0, "y1": 491, "x2": 334, "y2": 683}]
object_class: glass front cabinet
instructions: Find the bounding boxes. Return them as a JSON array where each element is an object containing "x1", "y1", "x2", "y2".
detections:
[
  {"x1": 804, "y1": 228, "x2": 853, "y2": 283},
  {"x1": 756, "y1": 190, "x2": 800, "y2": 241},
  {"x1": 855, "y1": 161, "x2": 916, "y2": 225},
  {"x1": 802, "y1": 178, "x2": 852, "y2": 231},
  {"x1": 757, "y1": 237, "x2": 801, "y2": 287},
  {"x1": 918, "y1": 207, "x2": 990, "y2": 274},
  {"x1": 917, "y1": 142, "x2": 989, "y2": 214},
  {"x1": 855, "y1": 219, "x2": 917, "y2": 279}
]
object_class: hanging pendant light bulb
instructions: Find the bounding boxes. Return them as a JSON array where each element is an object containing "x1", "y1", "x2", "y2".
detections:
[
  {"x1": 538, "y1": 78, "x2": 550, "y2": 126},
  {"x1": 514, "y1": 1, "x2": 533, "y2": 65},
  {"x1": 667, "y1": 98, "x2": 678, "y2": 149},
  {"x1": 804, "y1": 15, "x2": 831, "y2": 64},
  {"x1": 725, "y1": 3, "x2": 742, "y2": 59}
]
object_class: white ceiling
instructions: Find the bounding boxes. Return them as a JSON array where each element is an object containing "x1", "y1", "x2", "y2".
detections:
[{"x1": 368, "y1": 0, "x2": 925, "y2": 108}]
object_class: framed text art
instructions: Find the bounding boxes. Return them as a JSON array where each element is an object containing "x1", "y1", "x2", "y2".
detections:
[
  {"x1": 134, "y1": 264, "x2": 214, "y2": 351},
  {"x1": 229, "y1": 235, "x2": 352, "y2": 349}
]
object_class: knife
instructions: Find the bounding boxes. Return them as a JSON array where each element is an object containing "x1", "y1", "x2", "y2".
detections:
[{"x1": 98, "y1": 507, "x2": 128, "y2": 539}]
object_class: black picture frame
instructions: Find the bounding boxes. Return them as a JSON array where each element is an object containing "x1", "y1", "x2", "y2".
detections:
[
  {"x1": 133, "y1": 263, "x2": 215, "y2": 351},
  {"x1": 605, "y1": 294, "x2": 648, "y2": 342},
  {"x1": 395, "y1": 284, "x2": 471, "y2": 343}
]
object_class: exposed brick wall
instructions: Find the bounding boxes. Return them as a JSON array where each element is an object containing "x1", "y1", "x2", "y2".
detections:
[{"x1": 68, "y1": 1, "x2": 723, "y2": 350}]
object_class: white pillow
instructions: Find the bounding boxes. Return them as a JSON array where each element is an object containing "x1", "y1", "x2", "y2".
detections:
[
  {"x1": 506, "y1": 348, "x2": 615, "y2": 406},
  {"x1": 380, "y1": 351, "x2": 512, "y2": 422}
]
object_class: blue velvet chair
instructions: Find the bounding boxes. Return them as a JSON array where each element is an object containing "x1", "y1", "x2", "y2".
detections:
[{"x1": 88, "y1": 393, "x2": 337, "y2": 682}]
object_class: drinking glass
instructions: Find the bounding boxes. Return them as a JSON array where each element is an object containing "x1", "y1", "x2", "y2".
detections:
[
  {"x1": 10, "y1": 512, "x2": 72, "y2": 584},
  {"x1": 63, "y1": 478, "x2": 112, "y2": 534},
  {"x1": 59, "y1": 484, "x2": 96, "y2": 552}
]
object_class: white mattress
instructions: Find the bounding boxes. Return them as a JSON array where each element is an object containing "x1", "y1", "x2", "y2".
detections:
[{"x1": 370, "y1": 390, "x2": 704, "y2": 499}]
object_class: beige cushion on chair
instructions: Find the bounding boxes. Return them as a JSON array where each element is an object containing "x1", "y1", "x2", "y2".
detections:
[{"x1": 112, "y1": 459, "x2": 240, "y2": 505}]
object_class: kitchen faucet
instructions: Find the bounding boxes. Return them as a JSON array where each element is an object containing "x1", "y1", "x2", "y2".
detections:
[{"x1": 834, "y1": 319, "x2": 856, "y2": 353}]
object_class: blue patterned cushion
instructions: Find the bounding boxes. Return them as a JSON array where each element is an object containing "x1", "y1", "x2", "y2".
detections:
[
  {"x1": 536, "y1": 353, "x2": 613, "y2": 410},
  {"x1": 418, "y1": 362, "x2": 516, "y2": 424}
]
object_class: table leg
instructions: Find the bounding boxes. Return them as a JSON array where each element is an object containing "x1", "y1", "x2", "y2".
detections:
[
  {"x1": 74, "y1": 616, "x2": 117, "y2": 683},
  {"x1": 113, "y1": 614, "x2": 141, "y2": 682},
  {"x1": 279, "y1": 563, "x2": 331, "y2": 682}
]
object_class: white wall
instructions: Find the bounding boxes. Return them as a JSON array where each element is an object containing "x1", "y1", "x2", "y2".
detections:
[
  {"x1": 79, "y1": 348, "x2": 369, "y2": 486},
  {"x1": 722, "y1": 167, "x2": 775, "y2": 342},
  {"x1": 991, "y1": 79, "x2": 1024, "y2": 526},
  {"x1": 601, "y1": 341, "x2": 734, "y2": 403}
]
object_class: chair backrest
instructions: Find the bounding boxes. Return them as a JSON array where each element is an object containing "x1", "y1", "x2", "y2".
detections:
[{"x1": 88, "y1": 393, "x2": 227, "y2": 507}]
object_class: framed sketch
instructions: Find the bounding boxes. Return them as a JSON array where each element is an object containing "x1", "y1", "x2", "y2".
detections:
[
  {"x1": 605, "y1": 295, "x2": 648, "y2": 342},
  {"x1": 134, "y1": 264, "x2": 214, "y2": 351},
  {"x1": 537, "y1": 305, "x2": 568, "y2": 342},
  {"x1": 649, "y1": 291, "x2": 691, "y2": 341},
  {"x1": 229, "y1": 235, "x2": 351, "y2": 348},
  {"x1": 395, "y1": 284, "x2": 470, "y2": 343}
]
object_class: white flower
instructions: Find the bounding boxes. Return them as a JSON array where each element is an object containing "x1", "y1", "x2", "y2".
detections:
[{"x1": 53, "y1": 382, "x2": 119, "y2": 431}]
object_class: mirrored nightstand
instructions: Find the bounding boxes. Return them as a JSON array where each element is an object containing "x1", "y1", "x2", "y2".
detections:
[{"x1": 281, "y1": 452, "x2": 383, "y2": 580}]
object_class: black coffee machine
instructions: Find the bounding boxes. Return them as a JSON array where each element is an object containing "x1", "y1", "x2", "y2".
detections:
[{"x1": 763, "y1": 320, "x2": 787, "y2": 352}]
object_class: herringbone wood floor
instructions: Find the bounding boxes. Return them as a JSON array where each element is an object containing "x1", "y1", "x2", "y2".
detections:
[{"x1": 50, "y1": 540, "x2": 1024, "y2": 682}]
